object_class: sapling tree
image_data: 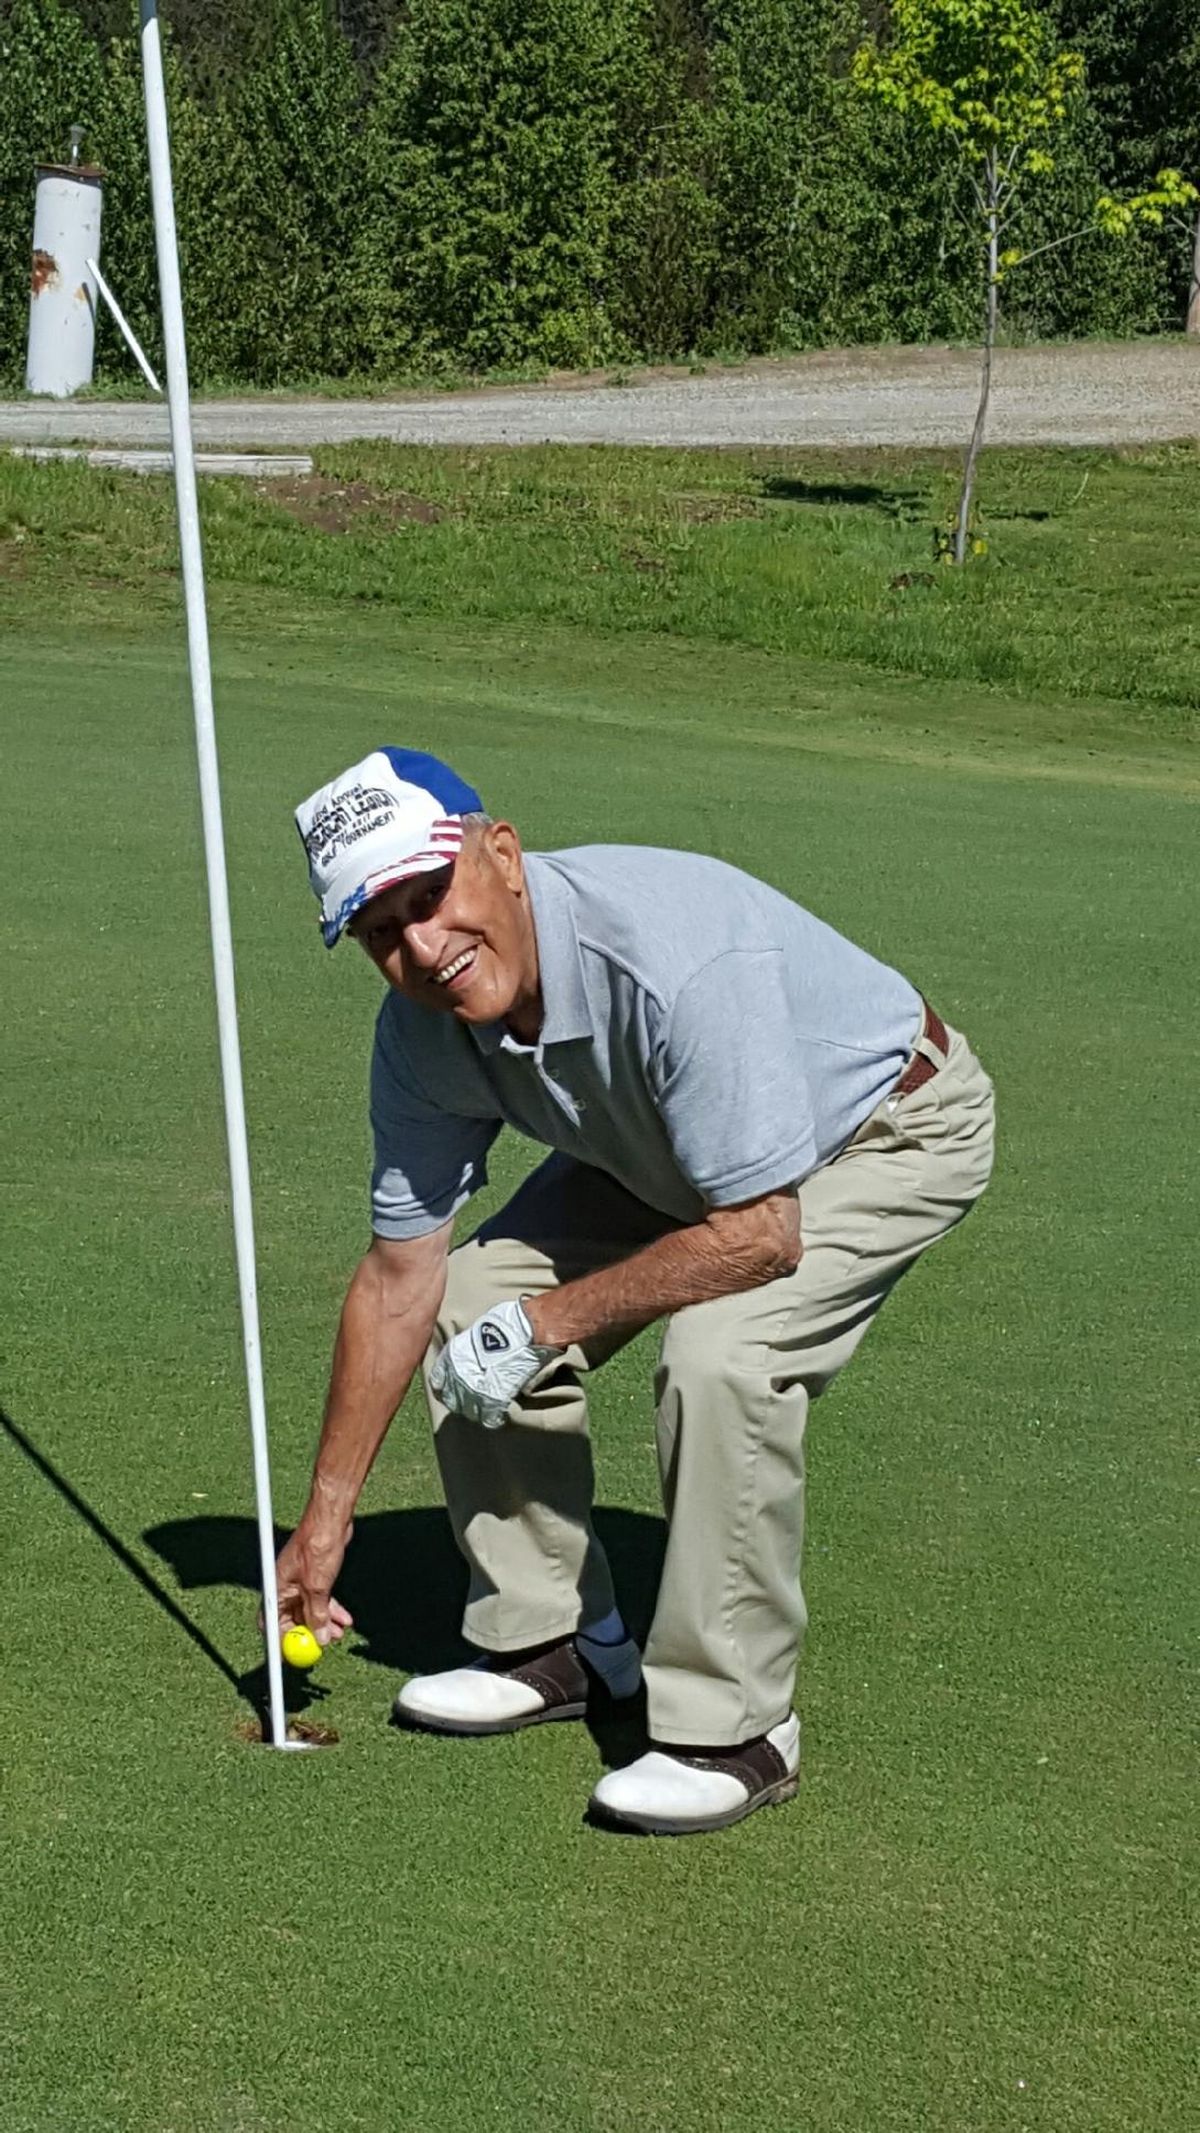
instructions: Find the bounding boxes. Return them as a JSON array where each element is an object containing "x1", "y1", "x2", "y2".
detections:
[
  {"x1": 1094, "y1": 171, "x2": 1200, "y2": 338},
  {"x1": 852, "y1": 0, "x2": 1197, "y2": 562}
]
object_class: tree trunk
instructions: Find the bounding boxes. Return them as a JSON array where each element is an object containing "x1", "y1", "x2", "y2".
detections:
[
  {"x1": 955, "y1": 161, "x2": 999, "y2": 566},
  {"x1": 1187, "y1": 201, "x2": 1200, "y2": 337}
]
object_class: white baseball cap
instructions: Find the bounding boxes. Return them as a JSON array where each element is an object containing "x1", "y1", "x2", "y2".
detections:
[{"x1": 295, "y1": 747, "x2": 484, "y2": 947}]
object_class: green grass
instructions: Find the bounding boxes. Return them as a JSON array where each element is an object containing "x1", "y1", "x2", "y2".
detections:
[
  {"x1": 1, "y1": 445, "x2": 1196, "y2": 2131},
  {"x1": 3, "y1": 441, "x2": 1200, "y2": 748}
]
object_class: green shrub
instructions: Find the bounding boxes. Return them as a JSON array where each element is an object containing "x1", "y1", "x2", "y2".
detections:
[
  {"x1": 0, "y1": 0, "x2": 1189, "y2": 388},
  {"x1": 356, "y1": 0, "x2": 628, "y2": 372},
  {"x1": 0, "y1": 0, "x2": 106, "y2": 378}
]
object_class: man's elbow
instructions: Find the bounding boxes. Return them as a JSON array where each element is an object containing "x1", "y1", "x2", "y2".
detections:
[
  {"x1": 711, "y1": 1193, "x2": 802, "y2": 1285},
  {"x1": 761, "y1": 1228, "x2": 802, "y2": 1283},
  {"x1": 359, "y1": 1225, "x2": 451, "y2": 1315}
]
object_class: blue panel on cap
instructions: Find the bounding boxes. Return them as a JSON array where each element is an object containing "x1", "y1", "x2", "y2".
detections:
[{"x1": 380, "y1": 747, "x2": 483, "y2": 816}]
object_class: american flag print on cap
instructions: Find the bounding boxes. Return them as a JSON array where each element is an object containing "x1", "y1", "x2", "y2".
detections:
[{"x1": 295, "y1": 747, "x2": 484, "y2": 946}]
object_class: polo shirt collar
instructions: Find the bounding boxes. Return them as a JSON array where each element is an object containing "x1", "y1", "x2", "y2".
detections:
[{"x1": 470, "y1": 852, "x2": 593, "y2": 1055}]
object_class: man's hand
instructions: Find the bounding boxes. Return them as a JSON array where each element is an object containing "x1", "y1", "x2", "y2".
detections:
[
  {"x1": 274, "y1": 1514, "x2": 355, "y2": 1648},
  {"x1": 429, "y1": 1299, "x2": 561, "y2": 1429}
]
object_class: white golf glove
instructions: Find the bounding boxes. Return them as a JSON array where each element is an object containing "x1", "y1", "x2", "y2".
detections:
[{"x1": 429, "y1": 1299, "x2": 561, "y2": 1430}]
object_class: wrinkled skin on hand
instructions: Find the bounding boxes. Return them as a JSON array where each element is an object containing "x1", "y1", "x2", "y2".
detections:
[{"x1": 272, "y1": 1515, "x2": 355, "y2": 1647}]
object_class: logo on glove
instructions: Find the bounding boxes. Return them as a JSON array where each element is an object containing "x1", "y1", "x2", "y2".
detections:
[{"x1": 431, "y1": 1299, "x2": 561, "y2": 1430}]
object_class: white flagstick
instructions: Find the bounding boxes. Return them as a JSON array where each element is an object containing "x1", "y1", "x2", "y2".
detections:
[{"x1": 138, "y1": 0, "x2": 297, "y2": 1750}]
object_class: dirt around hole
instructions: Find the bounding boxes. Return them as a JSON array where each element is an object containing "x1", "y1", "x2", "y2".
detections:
[{"x1": 235, "y1": 1716, "x2": 341, "y2": 1748}]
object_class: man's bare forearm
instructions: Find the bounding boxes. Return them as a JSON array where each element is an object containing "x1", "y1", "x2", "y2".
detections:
[
  {"x1": 308, "y1": 1237, "x2": 448, "y2": 1525},
  {"x1": 524, "y1": 1190, "x2": 800, "y2": 1352}
]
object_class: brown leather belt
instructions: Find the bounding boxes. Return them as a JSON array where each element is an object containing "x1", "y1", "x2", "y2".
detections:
[{"x1": 894, "y1": 1000, "x2": 949, "y2": 1098}]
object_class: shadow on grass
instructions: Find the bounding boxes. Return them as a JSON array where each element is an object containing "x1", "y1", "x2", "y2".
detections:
[
  {"x1": 0, "y1": 1402, "x2": 263, "y2": 1714},
  {"x1": 1, "y1": 1404, "x2": 343, "y2": 1724},
  {"x1": 761, "y1": 475, "x2": 1062, "y2": 532},
  {"x1": 148, "y1": 1504, "x2": 666, "y2": 1761},
  {"x1": 762, "y1": 474, "x2": 927, "y2": 516},
  {"x1": 0, "y1": 1401, "x2": 664, "y2": 1750},
  {"x1": 145, "y1": 1504, "x2": 666, "y2": 1673}
]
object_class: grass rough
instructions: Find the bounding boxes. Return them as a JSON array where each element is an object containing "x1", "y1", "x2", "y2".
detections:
[{"x1": 2, "y1": 442, "x2": 1199, "y2": 740}]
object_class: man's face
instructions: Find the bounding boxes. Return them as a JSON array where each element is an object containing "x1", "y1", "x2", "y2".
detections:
[{"x1": 348, "y1": 821, "x2": 540, "y2": 1034}]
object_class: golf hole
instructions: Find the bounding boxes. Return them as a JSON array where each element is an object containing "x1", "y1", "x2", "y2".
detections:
[{"x1": 235, "y1": 1716, "x2": 340, "y2": 1749}]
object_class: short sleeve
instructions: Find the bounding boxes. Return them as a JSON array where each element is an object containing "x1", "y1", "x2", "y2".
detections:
[
  {"x1": 369, "y1": 1006, "x2": 501, "y2": 1240},
  {"x1": 655, "y1": 950, "x2": 816, "y2": 1204}
]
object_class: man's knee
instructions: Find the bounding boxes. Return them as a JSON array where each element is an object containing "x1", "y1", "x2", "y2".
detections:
[
  {"x1": 657, "y1": 1285, "x2": 839, "y2": 1412},
  {"x1": 657, "y1": 1293, "x2": 764, "y2": 1401},
  {"x1": 434, "y1": 1238, "x2": 501, "y2": 1343}
]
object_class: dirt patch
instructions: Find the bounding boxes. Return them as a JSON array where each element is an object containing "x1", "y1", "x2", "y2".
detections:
[
  {"x1": 672, "y1": 492, "x2": 764, "y2": 524},
  {"x1": 261, "y1": 474, "x2": 445, "y2": 534},
  {"x1": 235, "y1": 1715, "x2": 340, "y2": 1748}
]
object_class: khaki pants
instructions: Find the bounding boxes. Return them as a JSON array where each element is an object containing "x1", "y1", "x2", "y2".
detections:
[{"x1": 422, "y1": 1025, "x2": 994, "y2": 1746}]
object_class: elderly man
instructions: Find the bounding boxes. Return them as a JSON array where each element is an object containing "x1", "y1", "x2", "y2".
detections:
[{"x1": 276, "y1": 746, "x2": 994, "y2": 1835}]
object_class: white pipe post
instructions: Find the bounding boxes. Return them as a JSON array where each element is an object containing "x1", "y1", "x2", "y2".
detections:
[
  {"x1": 138, "y1": 0, "x2": 295, "y2": 1751},
  {"x1": 26, "y1": 157, "x2": 103, "y2": 396},
  {"x1": 86, "y1": 256, "x2": 163, "y2": 393}
]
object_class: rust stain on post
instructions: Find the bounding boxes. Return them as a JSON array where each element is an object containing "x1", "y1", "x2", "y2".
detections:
[{"x1": 31, "y1": 249, "x2": 59, "y2": 297}]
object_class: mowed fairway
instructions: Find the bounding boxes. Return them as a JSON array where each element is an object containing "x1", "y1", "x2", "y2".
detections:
[{"x1": 1, "y1": 447, "x2": 1196, "y2": 2132}]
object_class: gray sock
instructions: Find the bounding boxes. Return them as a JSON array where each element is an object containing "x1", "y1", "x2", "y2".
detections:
[{"x1": 577, "y1": 1607, "x2": 642, "y2": 1700}]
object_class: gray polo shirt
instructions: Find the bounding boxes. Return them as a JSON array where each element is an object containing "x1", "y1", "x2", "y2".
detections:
[{"x1": 369, "y1": 845, "x2": 922, "y2": 1240}]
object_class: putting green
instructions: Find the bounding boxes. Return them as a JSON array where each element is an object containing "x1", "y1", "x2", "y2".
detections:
[{"x1": 2, "y1": 596, "x2": 1195, "y2": 2133}]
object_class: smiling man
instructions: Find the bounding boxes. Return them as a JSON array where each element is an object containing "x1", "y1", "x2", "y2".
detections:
[{"x1": 277, "y1": 745, "x2": 995, "y2": 1835}]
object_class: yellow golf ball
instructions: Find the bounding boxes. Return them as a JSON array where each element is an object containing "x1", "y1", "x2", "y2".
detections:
[{"x1": 281, "y1": 1625, "x2": 322, "y2": 1669}]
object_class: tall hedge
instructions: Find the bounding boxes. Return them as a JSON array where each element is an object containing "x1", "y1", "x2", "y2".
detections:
[
  {"x1": 1, "y1": 0, "x2": 104, "y2": 375},
  {"x1": 0, "y1": 0, "x2": 1189, "y2": 387},
  {"x1": 355, "y1": 0, "x2": 630, "y2": 372}
]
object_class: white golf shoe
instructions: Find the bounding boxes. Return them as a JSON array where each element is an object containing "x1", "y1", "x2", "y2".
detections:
[
  {"x1": 393, "y1": 1638, "x2": 590, "y2": 1736},
  {"x1": 588, "y1": 1713, "x2": 801, "y2": 1835}
]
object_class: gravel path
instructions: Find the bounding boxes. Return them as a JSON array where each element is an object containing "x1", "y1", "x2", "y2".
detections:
[{"x1": 2, "y1": 340, "x2": 1198, "y2": 451}]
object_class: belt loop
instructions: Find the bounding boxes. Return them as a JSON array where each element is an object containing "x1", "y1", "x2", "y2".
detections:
[
  {"x1": 913, "y1": 996, "x2": 949, "y2": 1067},
  {"x1": 893, "y1": 999, "x2": 950, "y2": 1100}
]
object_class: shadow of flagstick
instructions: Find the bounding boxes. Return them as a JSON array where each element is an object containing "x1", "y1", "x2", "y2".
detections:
[{"x1": 0, "y1": 1403, "x2": 268, "y2": 1715}]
